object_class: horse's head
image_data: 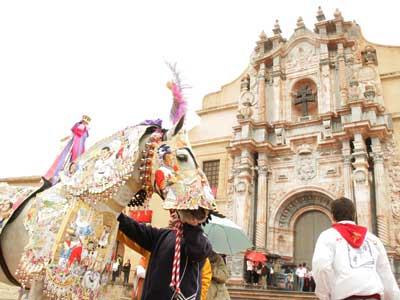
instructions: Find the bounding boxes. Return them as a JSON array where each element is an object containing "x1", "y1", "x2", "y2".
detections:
[
  {"x1": 156, "y1": 116, "x2": 216, "y2": 213},
  {"x1": 59, "y1": 65, "x2": 217, "y2": 219},
  {"x1": 58, "y1": 116, "x2": 216, "y2": 220}
]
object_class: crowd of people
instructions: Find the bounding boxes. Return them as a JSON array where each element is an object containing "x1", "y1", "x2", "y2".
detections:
[
  {"x1": 244, "y1": 259, "x2": 315, "y2": 292},
  {"x1": 111, "y1": 135, "x2": 399, "y2": 299}
]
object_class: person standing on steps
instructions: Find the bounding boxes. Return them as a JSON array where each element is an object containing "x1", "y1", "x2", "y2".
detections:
[{"x1": 312, "y1": 197, "x2": 400, "y2": 300}]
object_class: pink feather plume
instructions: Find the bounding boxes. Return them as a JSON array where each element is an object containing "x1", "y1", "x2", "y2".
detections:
[{"x1": 166, "y1": 62, "x2": 189, "y2": 125}]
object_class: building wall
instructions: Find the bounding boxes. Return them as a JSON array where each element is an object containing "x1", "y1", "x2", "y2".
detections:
[
  {"x1": 188, "y1": 10, "x2": 400, "y2": 282},
  {"x1": 189, "y1": 75, "x2": 241, "y2": 216}
]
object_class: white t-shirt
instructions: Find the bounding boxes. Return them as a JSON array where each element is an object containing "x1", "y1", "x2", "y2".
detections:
[
  {"x1": 296, "y1": 267, "x2": 307, "y2": 278},
  {"x1": 312, "y1": 221, "x2": 400, "y2": 300},
  {"x1": 136, "y1": 265, "x2": 146, "y2": 279},
  {"x1": 112, "y1": 262, "x2": 119, "y2": 272},
  {"x1": 246, "y1": 260, "x2": 253, "y2": 271}
]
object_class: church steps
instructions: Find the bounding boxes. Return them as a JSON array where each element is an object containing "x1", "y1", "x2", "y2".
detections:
[{"x1": 228, "y1": 286, "x2": 318, "y2": 300}]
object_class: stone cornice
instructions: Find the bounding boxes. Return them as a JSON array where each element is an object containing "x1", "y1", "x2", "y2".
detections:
[
  {"x1": 235, "y1": 118, "x2": 273, "y2": 128},
  {"x1": 0, "y1": 175, "x2": 42, "y2": 186},
  {"x1": 252, "y1": 31, "x2": 355, "y2": 68},
  {"x1": 391, "y1": 112, "x2": 400, "y2": 120},
  {"x1": 196, "y1": 103, "x2": 237, "y2": 116},
  {"x1": 380, "y1": 71, "x2": 400, "y2": 80},
  {"x1": 191, "y1": 136, "x2": 232, "y2": 147},
  {"x1": 228, "y1": 119, "x2": 391, "y2": 156},
  {"x1": 342, "y1": 120, "x2": 391, "y2": 139}
]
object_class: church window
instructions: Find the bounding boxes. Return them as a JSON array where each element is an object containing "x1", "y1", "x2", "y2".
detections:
[{"x1": 203, "y1": 160, "x2": 220, "y2": 191}]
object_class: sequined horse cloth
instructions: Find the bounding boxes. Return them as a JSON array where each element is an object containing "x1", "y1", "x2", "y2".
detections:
[{"x1": 16, "y1": 125, "x2": 151, "y2": 300}]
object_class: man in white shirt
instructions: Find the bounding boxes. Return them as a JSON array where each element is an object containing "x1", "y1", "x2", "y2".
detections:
[
  {"x1": 246, "y1": 259, "x2": 254, "y2": 284},
  {"x1": 295, "y1": 263, "x2": 307, "y2": 291},
  {"x1": 312, "y1": 197, "x2": 400, "y2": 300}
]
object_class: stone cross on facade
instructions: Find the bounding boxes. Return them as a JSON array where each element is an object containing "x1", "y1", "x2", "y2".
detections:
[{"x1": 294, "y1": 85, "x2": 316, "y2": 116}]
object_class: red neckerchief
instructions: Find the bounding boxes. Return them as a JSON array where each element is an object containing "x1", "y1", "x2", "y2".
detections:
[{"x1": 332, "y1": 222, "x2": 367, "y2": 248}]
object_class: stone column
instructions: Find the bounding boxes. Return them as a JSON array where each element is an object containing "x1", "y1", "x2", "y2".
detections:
[
  {"x1": 352, "y1": 134, "x2": 372, "y2": 229},
  {"x1": 226, "y1": 253, "x2": 245, "y2": 284},
  {"x1": 371, "y1": 138, "x2": 390, "y2": 246},
  {"x1": 319, "y1": 42, "x2": 332, "y2": 113},
  {"x1": 337, "y1": 43, "x2": 348, "y2": 106},
  {"x1": 232, "y1": 148, "x2": 254, "y2": 235},
  {"x1": 258, "y1": 63, "x2": 266, "y2": 122},
  {"x1": 342, "y1": 139, "x2": 354, "y2": 200},
  {"x1": 272, "y1": 56, "x2": 282, "y2": 122},
  {"x1": 255, "y1": 153, "x2": 268, "y2": 248}
]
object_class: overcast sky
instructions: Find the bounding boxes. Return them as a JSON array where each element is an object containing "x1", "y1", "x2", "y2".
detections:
[{"x1": 0, "y1": 0, "x2": 399, "y2": 178}]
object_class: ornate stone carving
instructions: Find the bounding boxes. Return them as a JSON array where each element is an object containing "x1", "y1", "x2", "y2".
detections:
[
  {"x1": 259, "y1": 30, "x2": 267, "y2": 41},
  {"x1": 275, "y1": 127, "x2": 285, "y2": 145},
  {"x1": 258, "y1": 165, "x2": 269, "y2": 176},
  {"x1": 276, "y1": 192, "x2": 332, "y2": 228},
  {"x1": 235, "y1": 181, "x2": 247, "y2": 193},
  {"x1": 316, "y1": 6, "x2": 325, "y2": 21},
  {"x1": 274, "y1": 167, "x2": 292, "y2": 182},
  {"x1": 237, "y1": 91, "x2": 257, "y2": 120},
  {"x1": 240, "y1": 74, "x2": 250, "y2": 92},
  {"x1": 364, "y1": 85, "x2": 376, "y2": 101},
  {"x1": 227, "y1": 255, "x2": 244, "y2": 278},
  {"x1": 322, "y1": 119, "x2": 332, "y2": 138},
  {"x1": 349, "y1": 78, "x2": 361, "y2": 101},
  {"x1": 394, "y1": 229, "x2": 400, "y2": 255},
  {"x1": 343, "y1": 154, "x2": 353, "y2": 165},
  {"x1": 296, "y1": 16, "x2": 305, "y2": 28},
  {"x1": 362, "y1": 46, "x2": 378, "y2": 66},
  {"x1": 371, "y1": 152, "x2": 384, "y2": 164},
  {"x1": 334, "y1": 8, "x2": 342, "y2": 19},
  {"x1": 321, "y1": 165, "x2": 339, "y2": 177},
  {"x1": 353, "y1": 169, "x2": 367, "y2": 184},
  {"x1": 227, "y1": 171, "x2": 234, "y2": 195},
  {"x1": 382, "y1": 141, "x2": 400, "y2": 240},
  {"x1": 358, "y1": 66, "x2": 376, "y2": 81},
  {"x1": 273, "y1": 19, "x2": 282, "y2": 35},
  {"x1": 297, "y1": 155, "x2": 316, "y2": 181},
  {"x1": 322, "y1": 182, "x2": 344, "y2": 197},
  {"x1": 297, "y1": 144, "x2": 313, "y2": 155},
  {"x1": 392, "y1": 199, "x2": 400, "y2": 220},
  {"x1": 388, "y1": 167, "x2": 400, "y2": 193},
  {"x1": 286, "y1": 42, "x2": 318, "y2": 73}
]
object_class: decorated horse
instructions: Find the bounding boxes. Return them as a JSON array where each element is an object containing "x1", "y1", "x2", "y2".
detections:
[{"x1": 0, "y1": 67, "x2": 217, "y2": 300}]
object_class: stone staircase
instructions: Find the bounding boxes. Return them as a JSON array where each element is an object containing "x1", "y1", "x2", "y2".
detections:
[
  {"x1": 103, "y1": 283, "x2": 132, "y2": 300},
  {"x1": 228, "y1": 285, "x2": 318, "y2": 300}
]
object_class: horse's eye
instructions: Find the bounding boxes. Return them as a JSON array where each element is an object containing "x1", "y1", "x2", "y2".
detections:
[{"x1": 176, "y1": 154, "x2": 188, "y2": 162}]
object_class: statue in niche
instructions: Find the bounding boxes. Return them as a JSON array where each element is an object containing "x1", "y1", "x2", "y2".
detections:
[
  {"x1": 349, "y1": 78, "x2": 361, "y2": 101},
  {"x1": 362, "y1": 46, "x2": 377, "y2": 65},
  {"x1": 237, "y1": 91, "x2": 257, "y2": 120},
  {"x1": 240, "y1": 74, "x2": 250, "y2": 92}
]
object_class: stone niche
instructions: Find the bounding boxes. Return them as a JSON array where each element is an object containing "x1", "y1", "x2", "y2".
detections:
[{"x1": 291, "y1": 78, "x2": 318, "y2": 121}]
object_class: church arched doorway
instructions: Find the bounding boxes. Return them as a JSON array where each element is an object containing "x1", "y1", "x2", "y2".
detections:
[
  {"x1": 294, "y1": 210, "x2": 331, "y2": 267},
  {"x1": 272, "y1": 189, "x2": 335, "y2": 265}
]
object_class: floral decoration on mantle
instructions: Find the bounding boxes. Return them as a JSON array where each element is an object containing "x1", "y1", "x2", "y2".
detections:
[{"x1": 60, "y1": 126, "x2": 149, "y2": 204}]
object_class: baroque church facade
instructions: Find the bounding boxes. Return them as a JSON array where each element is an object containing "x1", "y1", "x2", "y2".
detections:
[{"x1": 189, "y1": 8, "x2": 400, "y2": 281}]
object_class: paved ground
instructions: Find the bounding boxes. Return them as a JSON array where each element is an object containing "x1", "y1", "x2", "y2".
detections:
[
  {"x1": 0, "y1": 282, "x2": 132, "y2": 300},
  {"x1": 0, "y1": 283, "x2": 19, "y2": 300}
]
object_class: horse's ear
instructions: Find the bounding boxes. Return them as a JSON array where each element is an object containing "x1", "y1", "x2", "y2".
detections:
[
  {"x1": 165, "y1": 115, "x2": 185, "y2": 141},
  {"x1": 173, "y1": 115, "x2": 185, "y2": 136}
]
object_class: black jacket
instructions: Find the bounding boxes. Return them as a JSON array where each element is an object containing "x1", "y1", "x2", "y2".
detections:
[{"x1": 118, "y1": 213, "x2": 212, "y2": 300}]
